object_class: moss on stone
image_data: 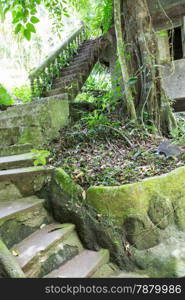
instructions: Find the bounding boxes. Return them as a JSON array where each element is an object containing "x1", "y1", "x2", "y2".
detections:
[
  {"x1": 86, "y1": 167, "x2": 185, "y2": 249},
  {"x1": 54, "y1": 168, "x2": 84, "y2": 201},
  {"x1": 48, "y1": 168, "x2": 135, "y2": 270},
  {"x1": 18, "y1": 126, "x2": 44, "y2": 146}
]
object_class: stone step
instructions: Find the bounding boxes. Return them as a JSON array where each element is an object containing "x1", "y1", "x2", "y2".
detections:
[
  {"x1": 0, "y1": 112, "x2": 40, "y2": 129},
  {"x1": 0, "y1": 144, "x2": 33, "y2": 157},
  {"x1": 38, "y1": 93, "x2": 68, "y2": 101},
  {"x1": 110, "y1": 271, "x2": 149, "y2": 278},
  {"x1": 62, "y1": 61, "x2": 89, "y2": 70},
  {"x1": 53, "y1": 75, "x2": 77, "y2": 85},
  {"x1": 77, "y1": 46, "x2": 98, "y2": 56},
  {"x1": 72, "y1": 54, "x2": 91, "y2": 62},
  {"x1": 60, "y1": 72, "x2": 87, "y2": 85},
  {"x1": 0, "y1": 196, "x2": 44, "y2": 220},
  {"x1": 78, "y1": 43, "x2": 98, "y2": 52},
  {"x1": 53, "y1": 79, "x2": 81, "y2": 91},
  {"x1": 0, "y1": 196, "x2": 50, "y2": 248},
  {"x1": 0, "y1": 94, "x2": 68, "y2": 120},
  {"x1": 12, "y1": 223, "x2": 74, "y2": 274},
  {"x1": 45, "y1": 84, "x2": 81, "y2": 97},
  {"x1": 0, "y1": 166, "x2": 52, "y2": 196},
  {"x1": 0, "y1": 166, "x2": 52, "y2": 181},
  {"x1": 61, "y1": 63, "x2": 89, "y2": 75},
  {"x1": 61, "y1": 70, "x2": 87, "y2": 79},
  {"x1": 0, "y1": 152, "x2": 44, "y2": 170},
  {"x1": 45, "y1": 87, "x2": 67, "y2": 97},
  {"x1": 91, "y1": 263, "x2": 119, "y2": 278},
  {"x1": 54, "y1": 74, "x2": 84, "y2": 86},
  {"x1": 45, "y1": 249, "x2": 109, "y2": 278}
]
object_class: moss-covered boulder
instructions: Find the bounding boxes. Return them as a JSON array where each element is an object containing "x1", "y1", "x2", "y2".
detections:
[
  {"x1": 86, "y1": 167, "x2": 185, "y2": 250},
  {"x1": 47, "y1": 168, "x2": 135, "y2": 270},
  {"x1": 133, "y1": 229, "x2": 185, "y2": 277}
]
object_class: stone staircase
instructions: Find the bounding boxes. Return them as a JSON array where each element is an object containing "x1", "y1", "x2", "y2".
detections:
[
  {"x1": 0, "y1": 26, "x2": 125, "y2": 278},
  {"x1": 43, "y1": 39, "x2": 104, "y2": 100},
  {"x1": 0, "y1": 153, "x2": 122, "y2": 278}
]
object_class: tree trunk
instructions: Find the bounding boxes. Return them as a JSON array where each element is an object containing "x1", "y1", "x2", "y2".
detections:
[
  {"x1": 114, "y1": 0, "x2": 137, "y2": 122},
  {"x1": 114, "y1": 0, "x2": 177, "y2": 135}
]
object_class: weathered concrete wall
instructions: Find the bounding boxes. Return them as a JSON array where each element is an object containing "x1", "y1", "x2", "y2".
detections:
[
  {"x1": 148, "y1": 0, "x2": 185, "y2": 30},
  {"x1": 162, "y1": 59, "x2": 185, "y2": 99},
  {"x1": 0, "y1": 96, "x2": 69, "y2": 150}
]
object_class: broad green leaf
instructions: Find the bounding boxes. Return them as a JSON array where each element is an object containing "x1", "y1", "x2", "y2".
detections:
[
  {"x1": 15, "y1": 23, "x2": 23, "y2": 34},
  {"x1": 26, "y1": 23, "x2": 36, "y2": 33},
  {"x1": 30, "y1": 16, "x2": 39, "y2": 24},
  {"x1": 23, "y1": 29, "x2": 31, "y2": 41}
]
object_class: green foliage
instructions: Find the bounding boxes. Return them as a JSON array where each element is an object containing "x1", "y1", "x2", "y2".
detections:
[
  {"x1": 82, "y1": 110, "x2": 109, "y2": 128},
  {"x1": 0, "y1": 0, "x2": 40, "y2": 40},
  {"x1": 0, "y1": 0, "x2": 113, "y2": 39},
  {"x1": 0, "y1": 0, "x2": 67, "y2": 39},
  {"x1": 0, "y1": 84, "x2": 14, "y2": 106},
  {"x1": 12, "y1": 84, "x2": 32, "y2": 103},
  {"x1": 89, "y1": 0, "x2": 113, "y2": 34},
  {"x1": 31, "y1": 149, "x2": 51, "y2": 166},
  {"x1": 71, "y1": 0, "x2": 113, "y2": 36},
  {"x1": 171, "y1": 118, "x2": 185, "y2": 145}
]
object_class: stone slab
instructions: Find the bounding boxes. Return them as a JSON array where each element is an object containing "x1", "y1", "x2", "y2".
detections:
[
  {"x1": 0, "y1": 152, "x2": 41, "y2": 170},
  {"x1": 45, "y1": 249, "x2": 109, "y2": 278},
  {"x1": 0, "y1": 196, "x2": 45, "y2": 222},
  {"x1": 13, "y1": 223, "x2": 75, "y2": 269}
]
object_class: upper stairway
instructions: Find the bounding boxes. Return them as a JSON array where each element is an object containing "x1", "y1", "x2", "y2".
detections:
[
  {"x1": 29, "y1": 24, "x2": 109, "y2": 102},
  {"x1": 43, "y1": 39, "x2": 104, "y2": 100},
  {"x1": 0, "y1": 25, "x2": 109, "y2": 156}
]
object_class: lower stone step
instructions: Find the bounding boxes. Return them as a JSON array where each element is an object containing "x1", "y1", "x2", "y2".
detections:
[
  {"x1": 0, "y1": 166, "x2": 52, "y2": 196},
  {"x1": 45, "y1": 249, "x2": 109, "y2": 278},
  {"x1": 0, "y1": 113, "x2": 40, "y2": 129},
  {"x1": 12, "y1": 223, "x2": 84, "y2": 277},
  {"x1": 0, "y1": 196, "x2": 50, "y2": 248},
  {"x1": 91, "y1": 263, "x2": 119, "y2": 278},
  {"x1": 0, "y1": 94, "x2": 68, "y2": 120},
  {"x1": 110, "y1": 271, "x2": 149, "y2": 278},
  {"x1": 0, "y1": 166, "x2": 51, "y2": 181},
  {"x1": 0, "y1": 143, "x2": 33, "y2": 157},
  {"x1": 0, "y1": 152, "x2": 43, "y2": 170}
]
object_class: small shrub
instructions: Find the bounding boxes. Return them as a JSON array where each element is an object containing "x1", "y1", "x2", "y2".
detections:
[
  {"x1": 0, "y1": 84, "x2": 14, "y2": 106},
  {"x1": 31, "y1": 149, "x2": 51, "y2": 166},
  {"x1": 12, "y1": 84, "x2": 32, "y2": 103}
]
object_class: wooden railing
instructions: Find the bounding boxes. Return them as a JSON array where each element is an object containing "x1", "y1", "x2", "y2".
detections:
[{"x1": 29, "y1": 24, "x2": 87, "y2": 98}]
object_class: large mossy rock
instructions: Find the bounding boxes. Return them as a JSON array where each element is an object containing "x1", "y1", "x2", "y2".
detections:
[
  {"x1": 86, "y1": 167, "x2": 185, "y2": 250},
  {"x1": 133, "y1": 229, "x2": 185, "y2": 277},
  {"x1": 46, "y1": 166, "x2": 185, "y2": 276}
]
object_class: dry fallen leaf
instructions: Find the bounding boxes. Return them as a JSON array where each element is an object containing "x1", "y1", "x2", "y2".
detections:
[
  {"x1": 40, "y1": 224, "x2": 46, "y2": 229},
  {"x1": 82, "y1": 190, "x2": 86, "y2": 200},
  {"x1": 12, "y1": 249, "x2": 20, "y2": 256}
]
